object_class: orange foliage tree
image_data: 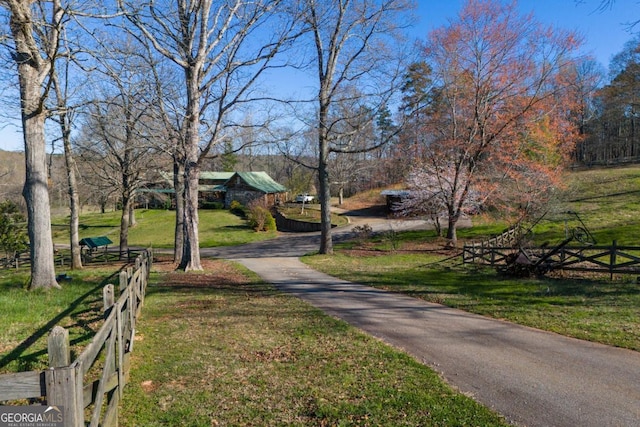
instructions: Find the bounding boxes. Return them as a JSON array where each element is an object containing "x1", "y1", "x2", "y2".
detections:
[{"x1": 408, "y1": 0, "x2": 584, "y2": 244}]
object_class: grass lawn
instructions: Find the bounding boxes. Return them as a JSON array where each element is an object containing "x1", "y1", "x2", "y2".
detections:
[
  {"x1": 52, "y1": 208, "x2": 278, "y2": 248},
  {"x1": 118, "y1": 259, "x2": 508, "y2": 426},
  {"x1": 277, "y1": 204, "x2": 350, "y2": 227},
  {"x1": 4, "y1": 165, "x2": 640, "y2": 422},
  {"x1": 460, "y1": 165, "x2": 640, "y2": 246},
  {"x1": 302, "y1": 229, "x2": 640, "y2": 352},
  {"x1": 0, "y1": 267, "x2": 117, "y2": 374}
]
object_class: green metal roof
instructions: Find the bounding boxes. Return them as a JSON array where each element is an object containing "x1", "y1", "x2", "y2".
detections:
[
  {"x1": 154, "y1": 171, "x2": 286, "y2": 194},
  {"x1": 79, "y1": 236, "x2": 113, "y2": 248},
  {"x1": 233, "y1": 172, "x2": 287, "y2": 193},
  {"x1": 200, "y1": 172, "x2": 235, "y2": 181}
]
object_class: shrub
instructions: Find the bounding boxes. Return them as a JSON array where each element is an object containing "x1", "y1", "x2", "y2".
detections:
[
  {"x1": 229, "y1": 200, "x2": 245, "y2": 217},
  {"x1": 247, "y1": 200, "x2": 277, "y2": 232},
  {"x1": 264, "y1": 212, "x2": 277, "y2": 231},
  {"x1": 202, "y1": 201, "x2": 224, "y2": 210},
  {"x1": 0, "y1": 200, "x2": 28, "y2": 260},
  {"x1": 352, "y1": 223, "x2": 373, "y2": 241}
]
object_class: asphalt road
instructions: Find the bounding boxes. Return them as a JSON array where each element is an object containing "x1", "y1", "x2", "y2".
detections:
[{"x1": 203, "y1": 217, "x2": 640, "y2": 427}]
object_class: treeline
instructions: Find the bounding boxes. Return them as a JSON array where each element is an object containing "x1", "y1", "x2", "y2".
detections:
[
  {"x1": 0, "y1": 149, "x2": 397, "y2": 214},
  {"x1": 574, "y1": 35, "x2": 640, "y2": 167}
]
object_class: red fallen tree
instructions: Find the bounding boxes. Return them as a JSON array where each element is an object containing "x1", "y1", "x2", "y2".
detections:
[{"x1": 403, "y1": 0, "x2": 585, "y2": 245}]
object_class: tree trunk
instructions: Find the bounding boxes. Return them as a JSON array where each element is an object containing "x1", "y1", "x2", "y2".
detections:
[
  {"x1": 129, "y1": 203, "x2": 136, "y2": 227},
  {"x1": 446, "y1": 213, "x2": 459, "y2": 247},
  {"x1": 173, "y1": 160, "x2": 185, "y2": 263},
  {"x1": 21, "y1": 88, "x2": 59, "y2": 290},
  {"x1": 318, "y1": 125, "x2": 333, "y2": 254},
  {"x1": 62, "y1": 124, "x2": 82, "y2": 269},
  {"x1": 119, "y1": 195, "x2": 131, "y2": 259},
  {"x1": 8, "y1": 6, "x2": 60, "y2": 290},
  {"x1": 433, "y1": 215, "x2": 443, "y2": 237},
  {"x1": 179, "y1": 158, "x2": 202, "y2": 270},
  {"x1": 4, "y1": 0, "x2": 65, "y2": 292},
  {"x1": 177, "y1": 67, "x2": 202, "y2": 271}
]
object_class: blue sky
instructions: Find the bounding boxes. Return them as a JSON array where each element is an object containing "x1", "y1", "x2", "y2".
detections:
[
  {"x1": 0, "y1": 0, "x2": 637, "y2": 152},
  {"x1": 413, "y1": 0, "x2": 638, "y2": 67}
]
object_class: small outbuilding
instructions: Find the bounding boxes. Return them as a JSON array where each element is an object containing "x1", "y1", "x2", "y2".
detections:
[{"x1": 381, "y1": 189, "x2": 412, "y2": 215}]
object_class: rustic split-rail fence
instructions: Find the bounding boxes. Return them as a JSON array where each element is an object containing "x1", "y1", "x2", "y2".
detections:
[
  {"x1": 0, "y1": 249, "x2": 152, "y2": 427},
  {"x1": 463, "y1": 225, "x2": 640, "y2": 278}
]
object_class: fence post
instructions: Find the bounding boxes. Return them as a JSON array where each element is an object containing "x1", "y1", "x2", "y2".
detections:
[
  {"x1": 146, "y1": 248, "x2": 153, "y2": 277},
  {"x1": 46, "y1": 326, "x2": 83, "y2": 426},
  {"x1": 119, "y1": 270, "x2": 128, "y2": 293},
  {"x1": 48, "y1": 326, "x2": 70, "y2": 368},
  {"x1": 45, "y1": 361, "x2": 84, "y2": 427},
  {"x1": 103, "y1": 284, "x2": 115, "y2": 316},
  {"x1": 610, "y1": 240, "x2": 617, "y2": 281},
  {"x1": 116, "y1": 302, "x2": 125, "y2": 398}
]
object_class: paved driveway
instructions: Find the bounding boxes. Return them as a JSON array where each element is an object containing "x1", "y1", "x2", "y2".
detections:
[{"x1": 203, "y1": 218, "x2": 640, "y2": 427}]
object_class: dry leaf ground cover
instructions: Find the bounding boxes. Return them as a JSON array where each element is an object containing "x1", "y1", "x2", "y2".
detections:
[{"x1": 119, "y1": 258, "x2": 508, "y2": 426}]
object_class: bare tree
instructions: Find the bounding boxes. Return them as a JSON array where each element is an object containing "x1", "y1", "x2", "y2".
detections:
[
  {"x1": 47, "y1": 17, "x2": 92, "y2": 270},
  {"x1": 299, "y1": 0, "x2": 413, "y2": 254},
  {"x1": 77, "y1": 42, "x2": 162, "y2": 259},
  {"x1": 51, "y1": 69, "x2": 83, "y2": 269},
  {"x1": 117, "y1": 0, "x2": 300, "y2": 271},
  {"x1": 579, "y1": 35, "x2": 640, "y2": 165},
  {"x1": 0, "y1": 0, "x2": 67, "y2": 289},
  {"x1": 144, "y1": 47, "x2": 188, "y2": 262}
]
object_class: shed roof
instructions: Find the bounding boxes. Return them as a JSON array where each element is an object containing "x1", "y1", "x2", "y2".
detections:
[
  {"x1": 381, "y1": 189, "x2": 412, "y2": 197},
  {"x1": 232, "y1": 171, "x2": 287, "y2": 194},
  {"x1": 79, "y1": 236, "x2": 113, "y2": 248}
]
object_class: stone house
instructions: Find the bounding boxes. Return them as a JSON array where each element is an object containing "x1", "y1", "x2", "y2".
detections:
[
  {"x1": 143, "y1": 171, "x2": 287, "y2": 209},
  {"x1": 224, "y1": 171, "x2": 288, "y2": 208}
]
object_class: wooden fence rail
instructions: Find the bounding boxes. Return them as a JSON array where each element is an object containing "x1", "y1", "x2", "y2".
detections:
[
  {"x1": 1, "y1": 248, "x2": 146, "y2": 270},
  {"x1": 0, "y1": 249, "x2": 152, "y2": 427},
  {"x1": 463, "y1": 241, "x2": 640, "y2": 277},
  {"x1": 480, "y1": 224, "x2": 523, "y2": 249}
]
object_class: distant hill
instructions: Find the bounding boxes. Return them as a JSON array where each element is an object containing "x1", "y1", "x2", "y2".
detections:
[{"x1": 0, "y1": 150, "x2": 25, "y2": 203}]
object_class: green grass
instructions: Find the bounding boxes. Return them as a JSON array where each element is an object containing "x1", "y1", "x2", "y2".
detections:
[
  {"x1": 5, "y1": 165, "x2": 640, "y2": 421},
  {"x1": 52, "y1": 209, "x2": 278, "y2": 248},
  {"x1": 519, "y1": 166, "x2": 640, "y2": 245},
  {"x1": 278, "y1": 205, "x2": 350, "y2": 227},
  {"x1": 0, "y1": 267, "x2": 116, "y2": 374},
  {"x1": 118, "y1": 261, "x2": 508, "y2": 426},
  {"x1": 452, "y1": 166, "x2": 640, "y2": 246},
  {"x1": 302, "y1": 236, "x2": 640, "y2": 351}
]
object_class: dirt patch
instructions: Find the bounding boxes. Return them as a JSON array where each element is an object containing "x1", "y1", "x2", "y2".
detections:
[
  {"x1": 152, "y1": 256, "x2": 252, "y2": 288},
  {"x1": 140, "y1": 380, "x2": 157, "y2": 393}
]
